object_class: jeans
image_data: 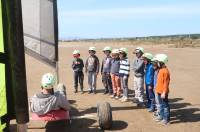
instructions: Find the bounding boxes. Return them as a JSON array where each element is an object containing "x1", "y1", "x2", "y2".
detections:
[
  {"x1": 120, "y1": 76, "x2": 129, "y2": 98},
  {"x1": 102, "y1": 73, "x2": 113, "y2": 93},
  {"x1": 88, "y1": 71, "x2": 97, "y2": 91},
  {"x1": 146, "y1": 84, "x2": 155, "y2": 109},
  {"x1": 156, "y1": 93, "x2": 170, "y2": 122}
]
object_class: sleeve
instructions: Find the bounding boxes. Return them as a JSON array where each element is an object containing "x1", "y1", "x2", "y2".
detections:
[
  {"x1": 96, "y1": 56, "x2": 100, "y2": 73},
  {"x1": 85, "y1": 58, "x2": 88, "y2": 73},
  {"x1": 101, "y1": 59, "x2": 104, "y2": 73},
  {"x1": 59, "y1": 95, "x2": 71, "y2": 111},
  {"x1": 81, "y1": 59, "x2": 84, "y2": 68},
  {"x1": 72, "y1": 60, "x2": 75, "y2": 70},
  {"x1": 163, "y1": 71, "x2": 170, "y2": 94},
  {"x1": 149, "y1": 66, "x2": 155, "y2": 86}
]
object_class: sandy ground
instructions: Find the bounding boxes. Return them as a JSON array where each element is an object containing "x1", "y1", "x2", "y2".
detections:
[{"x1": 10, "y1": 42, "x2": 200, "y2": 132}]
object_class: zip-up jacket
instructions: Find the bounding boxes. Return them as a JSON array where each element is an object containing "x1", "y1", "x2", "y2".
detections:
[
  {"x1": 132, "y1": 57, "x2": 145, "y2": 77},
  {"x1": 110, "y1": 57, "x2": 120, "y2": 75},
  {"x1": 145, "y1": 63, "x2": 154, "y2": 86},
  {"x1": 85, "y1": 55, "x2": 100, "y2": 73}
]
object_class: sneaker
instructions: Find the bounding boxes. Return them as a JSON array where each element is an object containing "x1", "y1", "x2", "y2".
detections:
[
  {"x1": 148, "y1": 108, "x2": 155, "y2": 112},
  {"x1": 119, "y1": 96, "x2": 125, "y2": 101},
  {"x1": 121, "y1": 97, "x2": 128, "y2": 102},
  {"x1": 159, "y1": 119, "x2": 170, "y2": 125},
  {"x1": 110, "y1": 94, "x2": 116, "y2": 98},
  {"x1": 88, "y1": 90, "x2": 93, "y2": 94},
  {"x1": 104, "y1": 91, "x2": 109, "y2": 94},
  {"x1": 115, "y1": 96, "x2": 120, "y2": 99},
  {"x1": 154, "y1": 116, "x2": 162, "y2": 122},
  {"x1": 137, "y1": 102, "x2": 145, "y2": 107},
  {"x1": 81, "y1": 90, "x2": 84, "y2": 94},
  {"x1": 74, "y1": 89, "x2": 78, "y2": 93}
]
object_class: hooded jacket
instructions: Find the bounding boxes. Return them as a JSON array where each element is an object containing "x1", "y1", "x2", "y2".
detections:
[{"x1": 30, "y1": 92, "x2": 70, "y2": 115}]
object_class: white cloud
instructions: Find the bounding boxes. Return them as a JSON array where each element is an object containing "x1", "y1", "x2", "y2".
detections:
[{"x1": 59, "y1": 4, "x2": 200, "y2": 18}]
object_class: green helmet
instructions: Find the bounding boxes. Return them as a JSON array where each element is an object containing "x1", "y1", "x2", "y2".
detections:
[
  {"x1": 103, "y1": 46, "x2": 112, "y2": 52},
  {"x1": 119, "y1": 48, "x2": 128, "y2": 54},
  {"x1": 41, "y1": 73, "x2": 56, "y2": 89},
  {"x1": 156, "y1": 54, "x2": 168, "y2": 64},
  {"x1": 73, "y1": 50, "x2": 80, "y2": 55},
  {"x1": 89, "y1": 46, "x2": 96, "y2": 51},
  {"x1": 142, "y1": 53, "x2": 153, "y2": 60},
  {"x1": 135, "y1": 47, "x2": 144, "y2": 53}
]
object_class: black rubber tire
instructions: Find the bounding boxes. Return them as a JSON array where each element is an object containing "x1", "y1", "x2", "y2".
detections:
[{"x1": 97, "y1": 102, "x2": 112, "y2": 129}]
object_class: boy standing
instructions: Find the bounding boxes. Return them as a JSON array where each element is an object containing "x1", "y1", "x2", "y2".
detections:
[
  {"x1": 154, "y1": 54, "x2": 171, "y2": 125},
  {"x1": 132, "y1": 47, "x2": 145, "y2": 107},
  {"x1": 72, "y1": 50, "x2": 84, "y2": 93},
  {"x1": 101, "y1": 46, "x2": 113, "y2": 94},
  {"x1": 119, "y1": 48, "x2": 130, "y2": 102},
  {"x1": 142, "y1": 53, "x2": 155, "y2": 111},
  {"x1": 85, "y1": 47, "x2": 100, "y2": 94},
  {"x1": 110, "y1": 49, "x2": 121, "y2": 99}
]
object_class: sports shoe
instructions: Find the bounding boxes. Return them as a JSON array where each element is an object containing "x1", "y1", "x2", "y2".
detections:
[
  {"x1": 110, "y1": 94, "x2": 116, "y2": 98},
  {"x1": 154, "y1": 116, "x2": 162, "y2": 122},
  {"x1": 121, "y1": 97, "x2": 128, "y2": 102},
  {"x1": 115, "y1": 96, "x2": 120, "y2": 99},
  {"x1": 74, "y1": 89, "x2": 78, "y2": 93},
  {"x1": 159, "y1": 119, "x2": 170, "y2": 125},
  {"x1": 88, "y1": 90, "x2": 93, "y2": 94}
]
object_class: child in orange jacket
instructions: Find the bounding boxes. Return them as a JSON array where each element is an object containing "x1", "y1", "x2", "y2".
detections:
[{"x1": 154, "y1": 54, "x2": 170, "y2": 125}]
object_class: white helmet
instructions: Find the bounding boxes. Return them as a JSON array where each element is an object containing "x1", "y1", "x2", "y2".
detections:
[
  {"x1": 112, "y1": 49, "x2": 120, "y2": 54},
  {"x1": 156, "y1": 54, "x2": 168, "y2": 64},
  {"x1": 103, "y1": 46, "x2": 112, "y2": 52},
  {"x1": 89, "y1": 47, "x2": 96, "y2": 51},
  {"x1": 73, "y1": 50, "x2": 80, "y2": 55},
  {"x1": 41, "y1": 73, "x2": 56, "y2": 89},
  {"x1": 135, "y1": 47, "x2": 144, "y2": 53},
  {"x1": 142, "y1": 53, "x2": 153, "y2": 60}
]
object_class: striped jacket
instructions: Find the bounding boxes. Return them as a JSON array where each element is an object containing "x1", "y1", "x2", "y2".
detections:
[{"x1": 119, "y1": 58, "x2": 130, "y2": 76}]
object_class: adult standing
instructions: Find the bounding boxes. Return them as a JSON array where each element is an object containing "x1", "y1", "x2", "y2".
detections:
[{"x1": 132, "y1": 47, "x2": 145, "y2": 107}]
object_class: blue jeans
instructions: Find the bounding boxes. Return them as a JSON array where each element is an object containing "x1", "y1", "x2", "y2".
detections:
[
  {"x1": 156, "y1": 93, "x2": 170, "y2": 122},
  {"x1": 146, "y1": 84, "x2": 155, "y2": 109}
]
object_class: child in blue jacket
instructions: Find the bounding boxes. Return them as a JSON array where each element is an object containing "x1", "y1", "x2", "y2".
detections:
[{"x1": 142, "y1": 53, "x2": 155, "y2": 112}]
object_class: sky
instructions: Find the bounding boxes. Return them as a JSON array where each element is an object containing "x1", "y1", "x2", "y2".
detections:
[{"x1": 58, "y1": 0, "x2": 200, "y2": 39}]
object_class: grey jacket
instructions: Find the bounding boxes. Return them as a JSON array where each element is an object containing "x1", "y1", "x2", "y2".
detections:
[
  {"x1": 132, "y1": 57, "x2": 145, "y2": 77},
  {"x1": 110, "y1": 58, "x2": 120, "y2": 75},
  {"x1": 30, "y1": 92, "x2": 70, "y2": 115}
]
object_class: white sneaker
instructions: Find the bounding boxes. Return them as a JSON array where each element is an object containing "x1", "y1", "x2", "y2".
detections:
[
  {"x1": 115, "y1": 96, "x2": 120, "y2": 99},
  {"x1": 121, "y1": 97, "x2": 128, "y2": 102},
  {"x1": 110, "y1": 94, "x2": 115, "y2": 98},
  {"x1": 119, "y1": 96, "x2": 125, "y2": 101}
]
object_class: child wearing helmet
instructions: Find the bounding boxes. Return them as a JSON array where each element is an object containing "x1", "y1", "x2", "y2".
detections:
[
  {"x1": 101, "y1": 46, "x2": 113, "y2": 94},
  {"x1": 119, "y1": 48, "x2": 130, "y2": 102},
  {"x1": 142, "y1": 53, "x2": 155, "y2": 112},
  {"x1": 154, "y1": 54, "x2": 171, "y2": 125},
  {"x1": 132, "y1": 47, "x2": 145, "y2": 107},
  {"x1": 110, "y1": 49, "x2": 121, "y2": 99},
  {"x1": 72, "y1": 50, "x2": 84, "y2": 93},
  {"x1": 85, "y1": 47, "x2": 100, "y2": 94},
  {"x1": 30, "y1": 73, "x2": 70, "y2": 115}
]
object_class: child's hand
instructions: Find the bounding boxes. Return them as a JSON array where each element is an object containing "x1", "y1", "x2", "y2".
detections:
[{"x1": 161, "y1": 92, "x2": 166, "y2": 99}]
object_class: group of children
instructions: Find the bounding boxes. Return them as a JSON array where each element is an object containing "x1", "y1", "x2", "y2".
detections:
[{"x1": 71, "y1": 46, "x2": 171, "y2": 125}]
